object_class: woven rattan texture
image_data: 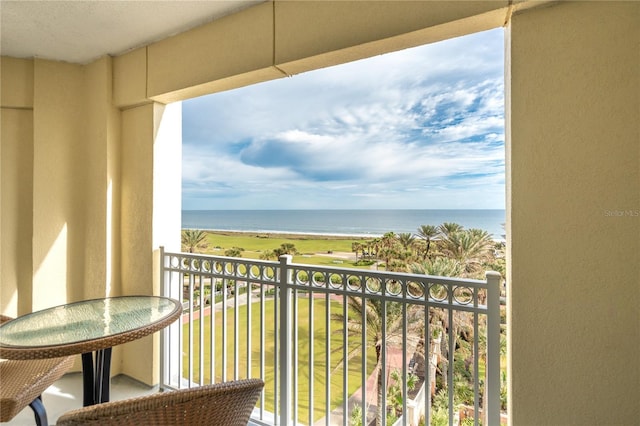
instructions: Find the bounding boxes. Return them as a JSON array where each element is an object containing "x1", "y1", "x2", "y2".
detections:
[
  {"x1": 0, "y1": 315, "x2": 75, "y2": 421},
  {"x1": 0, "y1": 302, "x2": 181, "y2": 360},
  {"x1": 56, "y1": 378, "x2": 264, "y2": 426}
]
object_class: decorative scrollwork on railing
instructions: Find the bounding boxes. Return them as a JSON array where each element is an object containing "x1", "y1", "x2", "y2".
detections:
[
  {"x1": 406, "y1": 281, "x2": 425, "y2": 299},
  {"x1": 328, "y1": 273, "x2": 343, "y2": 290},
  {"x1": 310, "y1": 271, "x2": 324, "y2": 287},
  {"x1": 346, "y1": 275, "x2": 361, "y2": 291},
  {"x1": 453, "y1": 285, "x2": 474, "y2": 305},
  {"x1": 428, "y1": 282, "x2": 449, "y2": 302},
  {"x1": 385, "y1": 279, "x2": 402, "y2": 296},
  {"x1": 163, "y1": 251, "x2": 489, "y2": 310},
  {"x1": 294, "y1": 270, "x2": 309, "y2": 286},
  {"x1": 365, "y1": 277, "x2": 382, "y2": 294}
]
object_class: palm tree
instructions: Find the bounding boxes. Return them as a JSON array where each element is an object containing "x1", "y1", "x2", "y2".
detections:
[
  {"x1": 352, "y1": 242, "x2": 363, "y2": 261},
  {"x1": 397, "y1": 232, "x2": 415, "y2": 250},
  {"x1": 409, "y1": 257, "x2": 463, "y2": 279},
  {"x1": 224, "y1": 247, "x2": 244, "y2": 257},
  {"x1": 437, "y1": 222, "x2": 464, "y2": 237},
  {"x1": 181, "y1": 229, "x2": 208, "y2": 253},
  {"x1": 259, "y1": 250, "x2": 276, "y2": 260},
  {"x1": 387, "y1": 369, "x2": 418, "y2": 422},
  {"x1": 369, "y1": 238, "x2": 381, "y2": 258},
  {"x1": 378, "y1": 232, "x2": 402, "y2": 271},
  {"x1": 440, "y1": 229, "x2": 493, "y2": 277},
  {"x1": 332, "y1": 297, "x2": 410, "y2": 426},
  {"x1": 397, "y1": 233, "x2": 418, "y2": 266},
  {"x1": 416, "y1": 224, "x2": 439, "y2": 258},
  {"x1": 273, "y1": 243, "x2": 297, "y2": 257},
  {"x1": 409, "y1": 256, "x2": 472, "y2": 402}
]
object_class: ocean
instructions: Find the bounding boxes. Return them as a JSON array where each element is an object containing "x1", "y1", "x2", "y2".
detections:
[{"x1": 182, "y1": 209, "x2": 506, "y2": 240}]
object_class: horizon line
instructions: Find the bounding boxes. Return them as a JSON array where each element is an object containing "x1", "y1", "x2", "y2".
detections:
[{"x1": 182, "y1": 208, "x2": 506, "y2": 211}]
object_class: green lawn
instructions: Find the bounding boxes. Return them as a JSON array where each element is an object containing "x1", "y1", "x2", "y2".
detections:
[
  {"x1": 183, "y1": 296, "x2": 376, "y2": 423},
  {"x1": 199, "y1": 231, "x2": 380, "y2": 269},
  {"x1": 203, "y1": 232, "x2": 366, "y2": 254}
]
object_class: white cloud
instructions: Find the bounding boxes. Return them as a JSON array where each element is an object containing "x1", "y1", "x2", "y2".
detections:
[{"x1": 182, "y1": 28, "x2": 505, "y2": 210}]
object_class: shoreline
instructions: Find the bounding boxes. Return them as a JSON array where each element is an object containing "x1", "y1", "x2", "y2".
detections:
[
  {"x1": 191, "y1": 229, "x2": 505, "y2": 243},
  {"x1": 183, "y1": 209, "x2": 506, "y2": 242},
  {"x1": 195, "y1": 228, "x2": 380, "y2": 240}
]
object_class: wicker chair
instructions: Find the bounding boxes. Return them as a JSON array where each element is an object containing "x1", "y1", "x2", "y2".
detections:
[
  {"x1": 0, "y1": 315, "x2": 75, "y2": 426},
  {"x1": 56, "y1": 378, "x2": 264, "y2": 426}
]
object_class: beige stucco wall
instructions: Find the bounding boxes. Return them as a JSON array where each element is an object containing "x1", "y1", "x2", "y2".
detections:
[
  {"x1": 1, "y1": 57, "x2": 33, "y2": 108},
  {"x1": 1, "y1": 108, "x2": 33, "y2": 317},
  {"x1": 1, "y1": 58, "x2": 35, "y2": 316},
  {"x1": 82, "y1": 56, "x2": 122, "y2": 300},
  {"x1": 508, "y1": 2, "x2": 639, "y2": 424},
  {"x1": 1, "y1": 56, "x2": 127, "y2": 371},
  {"x1": 1, "y1": 58, "x2": 34, "y2": 316},
  {"x1": 136, "y1": 1, "x2": 510, "y2": 104},
  {"x1": 147, "y1": 2, "x2": 278, "y2": 104},
  {"x1": 0, "y1": 60, "x2": 178, "y2": 381},
  {"x1": 113, "y1": 101, "x2": 182, "y2": 382},
  {"x1": 1, "y1": 1, "x2": 638, "y2": 421},
  {"x1": 118, "y1": 104, "x2": 156, "y2": 380},
  {"x1": 26, "y1": 57, "x2": 123, "y2": 308},
  {"x1": 31, "y1": 59, "x2": 86, "y2": 308},
  {"x1": 1, "y1": 56, "x2": 123, "y2": 305},
  {"x1": 274, "y1": 0, "x2": 508, "y2": 76}
]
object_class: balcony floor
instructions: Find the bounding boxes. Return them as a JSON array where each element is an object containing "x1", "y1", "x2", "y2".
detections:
[{"x1": 5, "y1": 372, "x2": 156, "y2": 426}]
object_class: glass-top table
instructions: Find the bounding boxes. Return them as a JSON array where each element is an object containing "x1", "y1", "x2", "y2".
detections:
[{"x1": 0, "y1": 296, "x2": 181, "y2": 406}]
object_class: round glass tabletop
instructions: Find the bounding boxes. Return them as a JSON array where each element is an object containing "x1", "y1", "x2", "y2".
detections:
[{"x1": 0, "y1": 296, "x2": 181, "y2": 359}]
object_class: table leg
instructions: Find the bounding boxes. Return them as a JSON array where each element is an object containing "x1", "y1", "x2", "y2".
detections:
[
  {"x1": 28, "y1": 395, "x2": 47, "y2": 426},
  {"x1": 81, "y1": 348, "x2": 113, "y2": 406}
]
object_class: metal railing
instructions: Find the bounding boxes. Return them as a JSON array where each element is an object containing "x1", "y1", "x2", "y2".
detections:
[{"x1": 160, "y1": 247, "x2": 501, "y2": 426}]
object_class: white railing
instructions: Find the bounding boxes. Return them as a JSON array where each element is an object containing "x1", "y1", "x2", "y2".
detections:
[{"x1": 159, "y1": 247, "x2": 501, "y2": 426}]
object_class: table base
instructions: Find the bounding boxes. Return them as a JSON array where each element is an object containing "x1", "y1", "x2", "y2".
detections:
[
  {"x1": 81, "y1": 348, "x2": 112, "y2": 406},
  {"x1": 29, "y1": 396, "x2": 47, "y2": 426}
]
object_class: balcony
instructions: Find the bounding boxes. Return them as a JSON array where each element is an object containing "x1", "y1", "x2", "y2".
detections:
[
  {"x1": 2, "y1": 249, "x2": 502, "y2": 426},
  {"x1": 160, "y1": 249, "x2": 502, "y2": 426}
]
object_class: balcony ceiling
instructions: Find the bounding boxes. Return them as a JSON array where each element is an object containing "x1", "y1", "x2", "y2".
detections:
[{"x1": 0, "y1": 0, "x2": 264, "y2": 64}]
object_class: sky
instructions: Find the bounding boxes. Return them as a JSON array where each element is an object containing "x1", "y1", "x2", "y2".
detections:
[{"x1": 182, "y1": 28, "x2": 505, "y2": 211}]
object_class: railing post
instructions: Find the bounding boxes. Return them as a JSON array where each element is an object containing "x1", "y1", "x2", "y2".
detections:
[
  {"x1": 279, "y1": 255, "x2": 293, "y2": 426},
  {"x1": 485, "y1": 271, "x2": 502, "y2": 425},
  {"x1": 159, "y1": 246, "x2": 167, "y2": 388}
]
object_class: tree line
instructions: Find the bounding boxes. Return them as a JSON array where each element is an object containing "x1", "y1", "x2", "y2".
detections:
[
  {"x1": 351, "y1": 222, "x2": 504, "y2": 281},
  {"x1": 181, "y1": 223, "x2": 506, "y2": 281}
]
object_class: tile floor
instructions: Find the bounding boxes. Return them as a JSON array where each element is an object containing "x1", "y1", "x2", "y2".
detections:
[{"x1": 5, "y1": 373, "x2": 156, "y2": 426}]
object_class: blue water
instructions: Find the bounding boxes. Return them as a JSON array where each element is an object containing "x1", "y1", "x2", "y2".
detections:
[{"x1": 182, "y1": 209, "x2": 506, "y2": 240}]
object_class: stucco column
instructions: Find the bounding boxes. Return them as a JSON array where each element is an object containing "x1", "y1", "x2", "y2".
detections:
[
  {"x1": 507, "y1": 2, "x2": 639, "y2": 424},
  {"x1": 119, "y1": 101, "x2": 181, "y2": 384}
]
